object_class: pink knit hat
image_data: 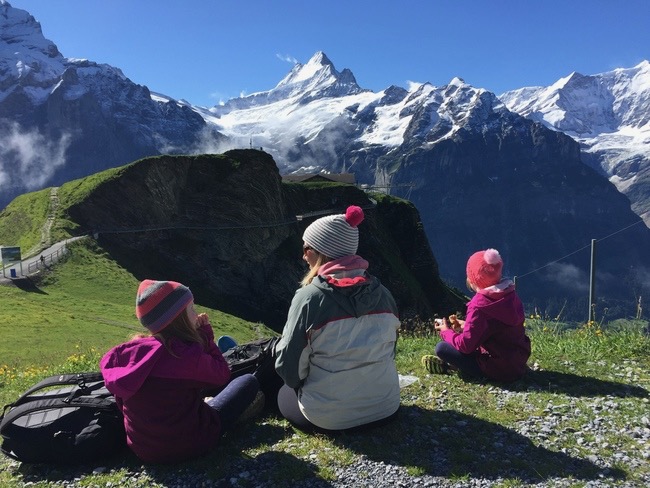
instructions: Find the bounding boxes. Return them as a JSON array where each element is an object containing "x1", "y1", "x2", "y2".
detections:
[
  {"x1": 466, "y1": 249, "x2": 503, "y2": 289},
  {"x1": 135, "y1": 280, "x2": 193, "y2": 333}
]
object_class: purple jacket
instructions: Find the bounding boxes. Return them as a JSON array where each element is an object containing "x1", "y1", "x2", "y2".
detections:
[
  {"x1": 100, "y1": 323, "x2": 231, "y2": 463},
  {"x1": 440, "y1": 286, "x2": 530, "y2": 382}
]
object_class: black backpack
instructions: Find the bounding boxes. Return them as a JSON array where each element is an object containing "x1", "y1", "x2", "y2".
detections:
[
  {"x1": 221, "y1": 337, "x2": 283, "y2": 409},
  {"x1": 0, "y1": 372, "x2": 126, "y2": 464}
]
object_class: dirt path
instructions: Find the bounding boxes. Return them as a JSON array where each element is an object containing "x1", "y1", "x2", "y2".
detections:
[{"x1": 25, "y1": 187, "x2": 59, "y2": 257}]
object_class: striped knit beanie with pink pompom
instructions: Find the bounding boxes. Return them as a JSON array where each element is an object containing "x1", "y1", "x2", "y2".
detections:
[
  {"x1": 466, "y1": 248, "x2": 504, "y2": 289},
  {"x1": 302, "y1": 205, "x2": 364, "y2": 259}
]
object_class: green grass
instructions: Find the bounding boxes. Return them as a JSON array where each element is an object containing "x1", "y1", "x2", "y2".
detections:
[
  {"x1": 0, "y1": 239, "x2": 272, "y2": 373},
  {"x1": 0, "y1": 189, "x2": 52, "y2": 255},
  {"x1": 1, "y1": 245, "x2": 649, "y2": 487}
]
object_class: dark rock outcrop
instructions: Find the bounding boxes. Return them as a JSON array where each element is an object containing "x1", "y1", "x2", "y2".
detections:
[{"x1": 60, "y1": 150, "x2": 462, "y2": 330}]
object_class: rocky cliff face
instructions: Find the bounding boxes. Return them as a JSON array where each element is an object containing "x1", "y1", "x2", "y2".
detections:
[
  {"x1": 501, "y1": 61, "x2": 650, "y2": 226},
  {"x1": 385, "y1": 115, "x2": 650, "y2": 318},
  {"x1": 60, "y1": 150, "x2": 461, "y2": 330},
  {"x1": 0, "y1": 2, "x2": 225, "y2": 209}
]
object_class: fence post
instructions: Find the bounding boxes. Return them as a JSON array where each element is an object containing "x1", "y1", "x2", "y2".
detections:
[{"x1": 588, "y1": 239, "x2": 596, "y2": 323}]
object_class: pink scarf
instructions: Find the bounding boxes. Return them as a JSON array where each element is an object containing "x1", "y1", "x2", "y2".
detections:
[{"x1": 317, "y1": 255, "x2": 369, "y2": 287}]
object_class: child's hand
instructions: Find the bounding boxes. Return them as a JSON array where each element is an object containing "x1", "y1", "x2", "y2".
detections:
[
  {"x1": 196, "y1": 313, "x2": 210, "y2": 329},
  {"x1": 448, "y1": 315, "x2": 464, "y2": 332},
  {"x1": 434, "y1": 318, "x2": 451, "y2": 333}
]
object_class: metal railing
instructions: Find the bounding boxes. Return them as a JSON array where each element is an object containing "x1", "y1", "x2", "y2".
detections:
[
  {"x1": 26, "y1": 246, "x2": 68, "y2": 274},
  {"x1": 2, "y1": 245, "x2": 69, "y2": 278}
]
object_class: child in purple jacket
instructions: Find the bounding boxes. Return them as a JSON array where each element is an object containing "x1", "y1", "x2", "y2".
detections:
[
  {"x1": 100, "y1": 279, "x2": 260, "y2": 463},
  {"x1": 422, "y1": 249, "x2": 531, "y2": 382}
]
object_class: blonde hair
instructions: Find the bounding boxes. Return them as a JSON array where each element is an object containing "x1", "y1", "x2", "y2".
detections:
[
  {"x1": 132, "y1": 306, "x2": 206, "y2": 356},
  {"x1": 466, "y1": 278, "x2": 478, "y2": 292},
  {"x1": 300, "y1": 251, "x2": 331, "y2": 287}
]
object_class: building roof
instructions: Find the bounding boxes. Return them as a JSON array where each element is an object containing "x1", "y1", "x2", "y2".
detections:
[{"x1": 282, "y1": 173, "x2": 356, "y2": 184}]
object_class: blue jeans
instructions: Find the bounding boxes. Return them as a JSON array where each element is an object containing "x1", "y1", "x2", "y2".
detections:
[
  {"x1": 206, "y1": 374, "x2": 259, "y2": 431},
  {"x1": 435, "y1": 341, "x2": 484, "y2": 379}
]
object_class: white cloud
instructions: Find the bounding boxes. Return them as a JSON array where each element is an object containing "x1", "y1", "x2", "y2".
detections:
[
  {"x1": 209, "y1": 90, "x2": 228, "y2": 105},
  {"x1": 0, "y1": 120, "x2": 71, "y2": 190},
  {"x1": 406, "y1": 80, "x2": 424, "y2": 91},
  {"x1": 542, "y1": 262, "x2": 590, "y2": 292},
  {"x1": 155, "y1": 127, "x2": 234, "y2": 156},
  {"x1": 276, "y1": 53, "x2": 298, "y2": 65}
]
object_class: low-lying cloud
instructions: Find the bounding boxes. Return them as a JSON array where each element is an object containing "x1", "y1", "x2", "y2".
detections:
[
  {"x1": 155, "y1": 127, "x2": 235, "y2": 158},
  {"x1": 0, "y1": 120, "x2": 70, "y2": 190},
  {"x1": 542, "y1": 262, "x2": 590, "y2": 293}
]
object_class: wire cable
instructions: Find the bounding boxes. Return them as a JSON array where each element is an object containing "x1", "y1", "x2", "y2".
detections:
[{"x1": 516, "y1": 219, "x2": 646, "y2": 280}]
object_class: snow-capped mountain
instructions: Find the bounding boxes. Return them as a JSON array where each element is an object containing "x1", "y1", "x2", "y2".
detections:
[
  {"x1": 2, "y1": 0, "x2": 649, "y2": 317},
  {"x1": 200, "y1": 55, "x2": 513, "y2": 179},
  {"x1": 500, "y1": 61, "x2": 650, "y2": 225},
  {"x1": 212, "y1": 51, "x2": 368, "y2": 116},
  {"x1": 193, "y1": 53, "x2": 650, "y2": 314},
  {"x1": 0, "y1": 0, "x2": 225, "y2": 208}
]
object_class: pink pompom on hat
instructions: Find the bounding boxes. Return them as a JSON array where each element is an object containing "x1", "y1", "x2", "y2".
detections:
[
  {"x1": 466, "y1": 248, "x2": 504, "y2": 289},
  {"x1": 302, "y1": 205, "x2": 364, "y2": 259}
]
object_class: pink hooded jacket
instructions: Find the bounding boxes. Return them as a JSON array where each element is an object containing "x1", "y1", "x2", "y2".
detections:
[
  {"x1": 440, "y1": 284, "x2": 530, "y2": 382},
  {"x1": 100, "y1": 323, "x2": 231, "y2": 463}
]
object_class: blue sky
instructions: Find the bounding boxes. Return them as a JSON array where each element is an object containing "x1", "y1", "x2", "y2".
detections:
[{"x1": 10, "y1": 0, "x2": 650, "y2": 107}]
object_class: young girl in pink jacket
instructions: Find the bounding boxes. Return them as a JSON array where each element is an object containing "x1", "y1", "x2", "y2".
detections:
[
  {"x1": 422, "y1": 249, "x2": 531, "y2": 383},
  {"x1": 101, "y1": 280, "x2": 260, "y2": 463}
]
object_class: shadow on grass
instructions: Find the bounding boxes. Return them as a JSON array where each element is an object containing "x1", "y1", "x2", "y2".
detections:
[
  {"x1": 7, "y1": 408, "x2": 627, "y2": 486},
  {"x1": 328, "y1": 406, "x2": 626, "y2": 484},
  {"x1": 14, "y1": 447, "x2": 133, "y2": 484},
  {"x1": 506, "y1": 369, "x2": 649, "y2": 398},
  {"x1": 7, "y1": 277, "x2": 48, "y2": 294},
  {"x1": 12, "y1": 422, "x2": 334, "y2": 487},
  {"x1": 192, "y1": 421, "x2": 334, "y2": 486}
]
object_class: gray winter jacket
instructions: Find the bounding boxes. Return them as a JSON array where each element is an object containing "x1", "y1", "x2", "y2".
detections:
[{"x1": 275, "y1": 268, "x2": 400, "y2": 430}]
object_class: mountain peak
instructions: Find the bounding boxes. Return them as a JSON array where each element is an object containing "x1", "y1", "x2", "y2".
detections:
[
  {"x1": 276, "y1": 51, "x2": 339, "y2": 88},
  {"x1": 0, "y1": 1, "x2": 61, "y2": 58},
  {"x1": 310, "y1": 51, "x2": 333, "y2": 67},
  {"x1": 552, "y1": 71, "x2": 587, "y2": 91},
  {"x1": 213, "y1": 51, "x2": 364, "y2": 114},
  {"x1": 448, "y1": 76, "x2": 466, "y2": 87},
  {"x1": 0, "y1": 1, "x2": 65, "y2": 94}
]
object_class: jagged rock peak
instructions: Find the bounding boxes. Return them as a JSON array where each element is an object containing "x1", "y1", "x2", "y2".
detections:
[
  {"x1": 211, "y1": 51, "x2": 365, "y2": 114},
  {"x1": 0, "y1": 1, "x2": 66, "y2": 93},
  {"x1": 276, "y1": 51, "x2": 359, "y2": 89},
  {"x1": 448, "y1": 76, "x2": 466, "y2": 87},
  {"x1": 551, "y1": 71, "x2": 589, "y2": 91},
  {"x1": 0, "y1": 0, "x2": 61, "y2": 59}
]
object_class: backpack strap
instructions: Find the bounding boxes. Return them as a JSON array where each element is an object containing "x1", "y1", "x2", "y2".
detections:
[
  {"x1": 16, "y1": 373, "x2": 103, "y2": 399},
  {"x1": 1, "y1": 373, "x2": 106, "y2": 413},
  {"x1": 0, "y1": 395, "x2": 117, "y2": 434}
]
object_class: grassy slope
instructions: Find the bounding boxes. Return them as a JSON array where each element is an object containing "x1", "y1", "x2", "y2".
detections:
[
  {"x1": 0, "y1": 239, "x2": 272, "y2": 374},
  {"x1": 0, "y1": 189, "x2": 51, "y2": 255}
]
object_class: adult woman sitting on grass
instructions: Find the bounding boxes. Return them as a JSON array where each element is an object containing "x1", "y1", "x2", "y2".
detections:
[
  {"x1": 422, "y1": 248, "x2": 531, "y2": 383},
  {"x1": 275, "y1": 205, "x2": 401, "y2": 433}
]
